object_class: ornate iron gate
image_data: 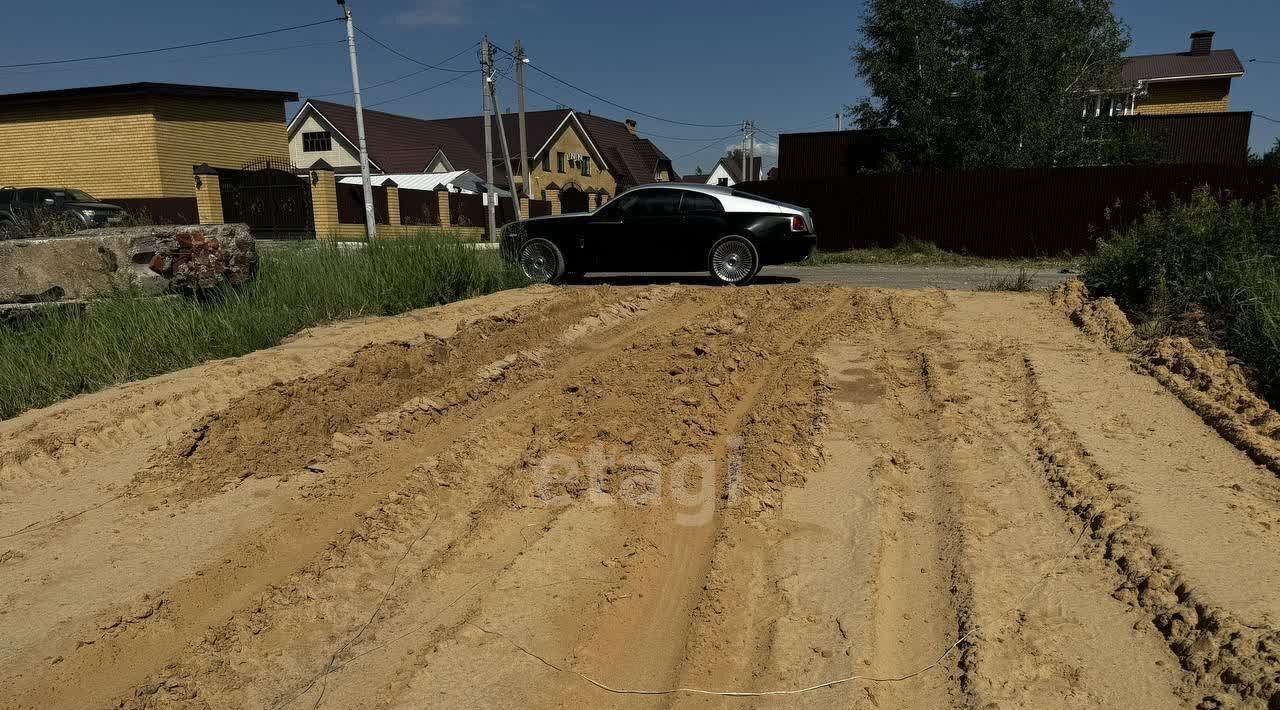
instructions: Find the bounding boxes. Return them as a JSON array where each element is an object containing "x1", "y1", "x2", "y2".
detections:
[{"x1": 218, "y1": 158, "x2": 313, "y2": 238}]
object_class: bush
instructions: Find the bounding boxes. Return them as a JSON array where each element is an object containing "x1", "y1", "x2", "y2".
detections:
[
  {"x1": 0, "y1": 234, "x2": 527, "y2": 420},
  {"x1": 1085, "y1": 186, "x2": 1280, "y2": 400}
]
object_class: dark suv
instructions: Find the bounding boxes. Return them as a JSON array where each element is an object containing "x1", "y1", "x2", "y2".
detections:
[{"x1": 0, "y1": 187, "x2": 126, "y2": 235}]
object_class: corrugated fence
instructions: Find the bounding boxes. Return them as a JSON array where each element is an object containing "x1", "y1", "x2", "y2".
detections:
[{"x1": 738, "y1": 165, "x2": 1280, "y2": 257}]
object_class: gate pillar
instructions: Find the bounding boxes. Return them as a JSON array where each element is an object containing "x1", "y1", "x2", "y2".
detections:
[
  {"x1": 309, "y1": 160, "x2": 338, "y2": 238},
  {"x1": 193, "y1": 164, "x2": 224, "y2": 225}
]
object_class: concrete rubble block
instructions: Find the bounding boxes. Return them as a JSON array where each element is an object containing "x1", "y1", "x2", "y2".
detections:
[{"x1": 0, "y1": 223, "x2": 257, "y2": 305}]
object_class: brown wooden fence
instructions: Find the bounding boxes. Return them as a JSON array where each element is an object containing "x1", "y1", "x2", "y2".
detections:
[
  {"x1": 398, "y1": 188, "x2": 438, "y2": 226},
  {"x1": 528, "y1": 199, "x2": 552, "y2": 218},
  {"x1": 448, "y1": 193, "x2": 484, "y2": 227},
  {"x1": 337, "y1": 184, "x2": 390, "y2": 225},
  {"x1": 738, "y1": 165, "x2": 1280, "y2": 257}
]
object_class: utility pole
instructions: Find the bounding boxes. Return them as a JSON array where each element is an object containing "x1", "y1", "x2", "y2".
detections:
[
  {"x1": 748, "y1": 120, "x2": 756, "y2": 181},
  {"x1": 487, "y1": 62, "x2": 522, "y2": 222},
  {"x1": 338, "y1": 0, "x2": 376, "y2": 241},
  {"x1": 480, "y1": 35, "x2": 496, "y2": 242},
  {"x1": 741, "y1": 122, "x2": 748, "y2": 183},
  {"x1": 514, "y1": 40, "x2": 531, "y2": 202},
  {"x1": 836, "y1": 112, "x2": 843, "y2": 131}
]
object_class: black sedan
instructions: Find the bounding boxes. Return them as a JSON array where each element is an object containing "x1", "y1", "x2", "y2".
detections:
[{"x1": 500, "y1": 184, "x2": 816, "y2": 286}]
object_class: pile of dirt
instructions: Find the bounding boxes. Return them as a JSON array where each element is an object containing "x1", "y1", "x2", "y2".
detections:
[
  {"x1": 1050, "y1": 280, "x2": 1135, "y2": 351},
  {"x1": 1143, "y1": 336, "x2": 1280, "y2": 475},
  {"x1": 1053, "y1": 279, "x2": 1280, "y2": 477}
]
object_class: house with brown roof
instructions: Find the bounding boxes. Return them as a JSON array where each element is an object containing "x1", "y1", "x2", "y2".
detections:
[
  {"x1": 286, "y1": 100, "x2": 674, "y2": 210},
  {"x1": 1086, "y1": 30, "x2": 1245, "y2": 117}
]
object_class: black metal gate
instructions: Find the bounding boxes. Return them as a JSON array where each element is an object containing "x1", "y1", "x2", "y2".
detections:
[{"x1": 218, "y1": 158, "x2": 313, "y2": 238}]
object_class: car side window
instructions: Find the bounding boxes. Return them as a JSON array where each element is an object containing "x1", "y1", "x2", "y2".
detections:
[
  {"x1": 680, "y1": 192, "x2": 721, "y2": 215},
  {"x1": 628, "y1": 190, "x2": 682, "y2": 218}
]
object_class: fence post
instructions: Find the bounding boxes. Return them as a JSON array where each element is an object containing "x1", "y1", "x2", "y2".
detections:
[
  {"x1": 384, "y1": 179, "x2": 401, "y2": 228},
  {"x1": 308, "y1": 159, "x2": 338, "y2": 238},
  {"x1": 436, "y1": 186, "x2": 451, "y2": 227},
  {"x1": 192, "y1": 164, "x2": 223, "y2": 225},
  {"x1": 519, "y1": 194, "x2": 530, "y2": 219},
  {"x1": 545, "y1": 184, "x2": 561, "y2": 216}
]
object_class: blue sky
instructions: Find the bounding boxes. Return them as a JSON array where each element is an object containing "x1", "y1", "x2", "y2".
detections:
[{"x1": 1, "y1": 0, "x2": 1276, "y2": 175}]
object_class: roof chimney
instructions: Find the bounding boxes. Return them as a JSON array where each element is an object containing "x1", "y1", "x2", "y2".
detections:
[
  {"x1": 625, "y1": 119, "x2": 637, "y2": 135},
  {"x1": 1190, "y1": 30, "x2": 1214, "y2": 56}
]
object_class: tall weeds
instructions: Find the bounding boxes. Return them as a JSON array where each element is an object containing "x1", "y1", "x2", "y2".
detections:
[
  {"x1": 0, "y1": 234, "x2": 526, "y2": 420},
  {"x1": 1085, "y1": 186, "x2": 1280, "y2": 401}
]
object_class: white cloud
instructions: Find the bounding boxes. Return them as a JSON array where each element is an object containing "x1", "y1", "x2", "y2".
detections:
[{"x1": 395, "y1": 0, "x2": 466, "y2": 26}]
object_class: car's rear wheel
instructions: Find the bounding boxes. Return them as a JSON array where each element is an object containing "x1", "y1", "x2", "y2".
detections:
[
  {"x1": 708, "y1": 236, "x2": 759, "y2": 286},
  {"x1": 516, "y1": 237, "x2": 566, "y2": 284}
]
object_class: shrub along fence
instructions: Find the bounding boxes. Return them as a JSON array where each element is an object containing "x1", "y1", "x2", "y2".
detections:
[{"x1": 739, "y1": 165, "x2": 1280, "y2": 257}]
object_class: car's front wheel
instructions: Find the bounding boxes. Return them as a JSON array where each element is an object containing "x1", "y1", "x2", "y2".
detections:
[
  {"x1": 516, "y1": 237, "x2": 566, "y2": 284},
  {"x1": 708, "y1": 236, "x2": 759, "y2": 286}
]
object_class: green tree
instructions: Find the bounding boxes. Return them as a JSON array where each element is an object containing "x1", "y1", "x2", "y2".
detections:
[
  {"x1": 852, "y1": 0, "x2": 1135, "y2": 171},
  {"x1": 1251, "y1": 138, "x2": 1280, "y2": 168}
]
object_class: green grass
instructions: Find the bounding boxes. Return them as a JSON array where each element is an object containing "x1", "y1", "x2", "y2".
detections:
[
  {"x1": 800, "y1": 237, "x2": 1081, "y2": 270},
  {"x1": 0, "y1": 233, "x2": 527, "y2": 420},
  {"x1": 981, "y1": 268, "x2": 1036, "y2": 292},
  {"x1": 1085, "y1": 186, "x2": 1280, "y2": 403}
]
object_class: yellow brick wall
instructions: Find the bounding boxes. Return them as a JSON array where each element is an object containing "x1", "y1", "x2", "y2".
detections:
[
  {"x1": 152, "y1": 96, "x2": 291, "y2": 197},
  {"x1": 528, "y1": 121, "x2": 618, "y2": 198},
  {"x1": 0, "y1": 97, "x2": 163, "y2": 197},
  {"x1": 1135, "y1": 78, "x2": 1231, "y2": 115}
]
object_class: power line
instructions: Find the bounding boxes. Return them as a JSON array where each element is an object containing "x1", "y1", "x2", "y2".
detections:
[
  {"x1": 308, "y1": 41, "x2": 480, "y2": 99},
  {"x1": 0, "y1": 17, "x2": 342, "y2": 69},
  {"x1": 1256, "y1": 114, "x2": 1280, "y2": 125},
  {"x1": 354, "y1": 26, "x2": 476, "y2": 73},
  {"x1": 365, "y1": 71, "x2": 476, "y2": 109},
  {"x1": 491, "y1": 44, "x2": 739, "y2": 129},
  {"x1": 0, "y1": 39, "x2": 345, "y2": 77},
  {"x1": 671, "y1": 131, "x2": 744, "y2": 160},
  {"x1": 1248, "y1": 58, "x2": 1280, "y2": 65}
]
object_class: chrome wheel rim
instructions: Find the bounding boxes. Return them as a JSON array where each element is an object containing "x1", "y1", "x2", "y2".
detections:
[
  {"x1": 711, "y1": 240, "x2": 755, "y2": 284},
  {"x1": 518, "y1": 241, "x2": 556, "y2": 281}
]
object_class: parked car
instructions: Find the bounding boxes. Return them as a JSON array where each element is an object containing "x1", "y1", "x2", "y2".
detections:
[
  {"x1": 0, "y1": 187, "x2": 126, "y2": 235},
  {"x1": 501, "y1": 184, "x2": 816, "y2": 286}
]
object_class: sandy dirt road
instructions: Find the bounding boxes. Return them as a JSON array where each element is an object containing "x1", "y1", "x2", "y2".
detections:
[{"x1": 2, "y1": 284, "x2": 1278, "y2": 710}]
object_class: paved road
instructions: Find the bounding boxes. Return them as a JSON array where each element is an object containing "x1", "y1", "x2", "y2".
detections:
[{"x1": 580, "y1": 263, "x2": 1074, "y2": 290}]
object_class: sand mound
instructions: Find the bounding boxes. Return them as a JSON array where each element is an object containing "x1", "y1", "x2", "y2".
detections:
[{"x1": 1050, "y1": 280, "x2": 1135, "y2": 351}]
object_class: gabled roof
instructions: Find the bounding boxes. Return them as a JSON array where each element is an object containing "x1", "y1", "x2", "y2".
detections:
[
  {"x1": 289, "y1": 100, "x2": 669, "y2": 187},
  {"x1": 679, "y1": 173, "x2": 712, "y2": 184},
  {"x1": 1121, "y1": 49, "x2": 1244, "y2": 83},
  {"x1": 717, "y1": 156, "x2": 762, "y2": 184}
]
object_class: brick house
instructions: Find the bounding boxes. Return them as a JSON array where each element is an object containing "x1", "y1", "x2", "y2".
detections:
[
  {"x1": 0, "y1": 82, "x2": 298, "y2": 204},
  {"x1": 286, "y1": 100, "x2": 674, "y2": 210},
  {"x1": 1086, "y1": 31, "x2": 1245, "y2": 117}
]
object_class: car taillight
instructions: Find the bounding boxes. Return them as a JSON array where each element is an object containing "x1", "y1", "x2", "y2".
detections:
[{"x1": 790, "y1": 214, "x2": 808, "y2": 232}]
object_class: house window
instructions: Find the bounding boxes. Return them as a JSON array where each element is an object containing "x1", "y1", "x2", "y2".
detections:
[
  {"x1": 302, "y1": 131, "x2": 332, "y2": 153},
  {"x1": 557, "y1": 152, "x2": 565, "y2": 173},
  {"x1": 541, "y1": 153, "x2": 550, "y2": 172},
  {"x1": 717, "y1": 178, "x2": 729, "y2": 186},
  {"x1": 581, "y1": 156, "x2": 591, "y2": 176}
]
